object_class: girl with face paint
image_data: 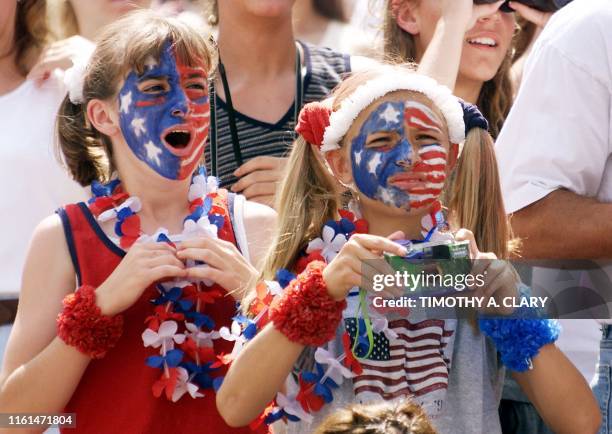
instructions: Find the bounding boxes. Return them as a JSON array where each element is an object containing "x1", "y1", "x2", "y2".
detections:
[
  {"x1": 0, "y1": 11, "x2": 275, "y2": 434},
  {"x1": 216, "y1": 67, "x2": 598, "y2": 434}
]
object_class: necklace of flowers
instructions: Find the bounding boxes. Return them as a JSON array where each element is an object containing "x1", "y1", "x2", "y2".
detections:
[
  {"x1": 88, "y1": 167, "x2": 235, "y2": 402},
  {"x1": 216, "y1": 202, "x2": 447, "y2": 429}
]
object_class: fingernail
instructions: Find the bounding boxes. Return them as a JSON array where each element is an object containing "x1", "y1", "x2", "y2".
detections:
[{"x1": 399, "y1": 247, "x2": 408, "y2": 256}]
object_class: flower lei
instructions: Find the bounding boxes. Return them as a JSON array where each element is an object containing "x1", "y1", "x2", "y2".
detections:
[
  {"x1": 88, "y1": 167, "x2": 236, "y2": 402},
  {"x1": 218, "y1": 204, "x2": 447, "y2": 429}
]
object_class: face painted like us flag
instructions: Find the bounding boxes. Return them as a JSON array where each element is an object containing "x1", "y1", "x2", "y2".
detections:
[
  {"x1": 118, "y1": 40, "x2": 210, "y2": 180},
  {"x1": 350, "y1": 99, "x2": 448, "y2": 211}
]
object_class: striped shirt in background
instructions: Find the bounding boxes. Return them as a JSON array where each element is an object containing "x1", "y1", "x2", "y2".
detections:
[{"x1": 205, "y1": 41, "x2": 351, "y2": 188}]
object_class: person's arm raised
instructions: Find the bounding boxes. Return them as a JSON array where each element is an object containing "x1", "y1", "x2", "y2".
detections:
[{"x1": 415, "y1": 1, "x2": 504, "y2": 90}]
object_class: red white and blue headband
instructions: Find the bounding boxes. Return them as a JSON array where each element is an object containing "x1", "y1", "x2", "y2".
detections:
[{"x1": 295, "y1": 71, "x2": 488, "y2": 158}]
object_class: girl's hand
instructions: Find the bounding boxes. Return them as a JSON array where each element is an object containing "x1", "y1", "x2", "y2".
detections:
[
  {"x1": 323, "y1": 234, "x2": 407, "y2": 301},
  {"x1": 27, "y1": 36, "x2": 95, "y2": 85},
  {"x1": 177, "y1": 237, "x2": 258, "y2": 299},
  {"x1": 96, "y1": 242, "x2": 186, "y2": 316},
  {"x1": 508, "y1": 1, "x2": 552, "y2": 28},
  {"x1": 455, "y1": 229, "x2": 519, "y2": 314}
]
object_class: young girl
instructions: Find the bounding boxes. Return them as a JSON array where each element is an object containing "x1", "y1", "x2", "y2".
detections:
[
  {"x1": 215, "y1": 66, "x2": 600, "y2": 433},
  {"x1": 383, "y1": 0, "x2": 552, "y2": 137},
  {"x1": 0, "y1": 11, "x2": 274, "y2": 433}
]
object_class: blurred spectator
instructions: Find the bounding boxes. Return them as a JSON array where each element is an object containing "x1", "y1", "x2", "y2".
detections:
[
  {"x1": 495, "y1": 0, "x2": 612, "y2": 432},
  {"x1": 47, "y1": 0, "x2": 151, "y2": 40},
  {"x1": 313, "y1": 400, "x2": 437, "y2": 434},
  {"x1": 202, "y1": 0, "x2": 376, "y2": 207},
  {"x1": 382, "y1": 1, "x2": 516, "y2": 138},
  {"x1": 292, "y1": 0, "x2": 375, "y2": 55},
  {"x1": 0, "y1": 0, "x2": 86, "y2": 364},
  {"x1": 152, "y1": 0, "x2": 210, "y2": 31},
  {"x1": 29, "y1": 0, "x2": 151, "y2": 84},
  {"x1": 381, "y1": 0, "x2": 557, "y2": 138}
]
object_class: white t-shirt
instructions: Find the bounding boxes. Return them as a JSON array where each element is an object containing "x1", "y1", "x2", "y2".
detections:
[
  {"x1": 495, "y1": 0, "x2": 612, "y2": 381},
  {"x1": 0, "y1": 73, "x2": 87, "y2": 298}
]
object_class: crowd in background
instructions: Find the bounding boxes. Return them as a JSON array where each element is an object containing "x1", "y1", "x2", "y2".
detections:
[{"x1": 0, "y1": 0, "x2": 610, "y2": 433}]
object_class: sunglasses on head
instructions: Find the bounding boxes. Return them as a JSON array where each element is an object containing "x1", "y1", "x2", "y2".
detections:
[{"x1": 473, "y1": 0, "x2": 572, "y2": 12}]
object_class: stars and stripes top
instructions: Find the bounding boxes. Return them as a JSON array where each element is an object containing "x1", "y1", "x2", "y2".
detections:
[{"x1": 204, "y1": 41, "x2": 350, "y2": 187}]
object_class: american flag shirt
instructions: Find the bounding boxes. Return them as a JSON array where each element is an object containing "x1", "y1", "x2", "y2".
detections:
[{"x1": 343, "y1": 292, "x2": 457, "y2": 418}]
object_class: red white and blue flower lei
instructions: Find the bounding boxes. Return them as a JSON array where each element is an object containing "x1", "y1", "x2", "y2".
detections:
[
  {"x1": 219, "y1": 204, "x2": 447, "y2": 429},
  {"x1": 88, "y1": 167, "x2": 239, "y2": 402}
]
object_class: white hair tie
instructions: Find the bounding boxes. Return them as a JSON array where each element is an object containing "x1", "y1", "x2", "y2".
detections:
[{"x1": 63, "y1": 43, "x2": 96, "y2": 105}]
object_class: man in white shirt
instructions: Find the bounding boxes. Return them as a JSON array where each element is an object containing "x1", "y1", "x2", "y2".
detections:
[{"x1": 496, "y1": 0, "x2": 611, "y2": 432}]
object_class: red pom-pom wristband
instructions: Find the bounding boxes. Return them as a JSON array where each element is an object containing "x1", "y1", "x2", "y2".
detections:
[
  {"x1": 57, "y1": 285, "x2": 123, "y2": 359},
  {"x1": 269, "y1": 261, "x2": 346, "y2": 346}
]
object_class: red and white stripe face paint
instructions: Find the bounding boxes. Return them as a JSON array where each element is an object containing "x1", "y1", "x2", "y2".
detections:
[{"x1": 403, "y1": 101, "x2": 448, "y2": 210}]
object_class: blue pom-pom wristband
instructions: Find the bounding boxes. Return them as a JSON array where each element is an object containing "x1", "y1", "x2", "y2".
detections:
[{"x1": 479, "y1": 317, "x2": 560, "y2": 372}]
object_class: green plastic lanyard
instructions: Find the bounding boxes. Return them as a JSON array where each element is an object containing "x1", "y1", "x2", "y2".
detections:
[{"x1": 351, "y1": 288, "x2": 375, "y2": 359}]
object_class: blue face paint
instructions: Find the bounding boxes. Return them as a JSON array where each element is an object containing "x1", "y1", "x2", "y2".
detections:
[
  {"x1": 350, "y1": 101, "x2": 412, "y2": 208},
  {"x1": 350, "y1": 100, "x2": 447, "y2": 211},
  {"x1": 118, "y1": 41, "x2": 210, "y2": 180}
]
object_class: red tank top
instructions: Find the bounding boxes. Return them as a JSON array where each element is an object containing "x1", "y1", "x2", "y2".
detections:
[{"x1": 58, "y1": 190, "x2": 264, "y2": 434}]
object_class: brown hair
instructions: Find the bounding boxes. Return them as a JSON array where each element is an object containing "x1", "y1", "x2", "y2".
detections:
[
  {"x1": 14, "y1": 0, "x2": 50, "y2": 75},
  {"x1": 46, "y1": 0, "x2": 79, "y2": 40},
  {"x1": 381, "y1": 3, "x2": 514, "y2": 139},
  {"x1": 56, "y1": 9, "x2": 216, "y2": 186},
  {"x1": 313, "y1": 399, "x2": 437, "y2": 434}
]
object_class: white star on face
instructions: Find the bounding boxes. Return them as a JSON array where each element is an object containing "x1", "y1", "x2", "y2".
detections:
[
  {"x1": 354, "y1": 150, "x2": 363, "y2": 166},
  {"x1": 120, "y1": 91, "x2": 132, "y2": 114},
  {"x1": 367, "y1": 153, "x2": 382, "y2": 175},
  {"x1": 380, "y1": 105, "x2": 400, "y2": 124},
  {"x1": 131, "y1": 117, "x2": 146, "y2": 137},
  {"x1": 144, "y1": 141, "x2": 162, "y2": 166}
]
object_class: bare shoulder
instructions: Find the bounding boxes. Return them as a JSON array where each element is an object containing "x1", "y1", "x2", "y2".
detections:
[
  {"x1": 0, "y1": 214, "x2": 75, "y2": 380},
  {"x1": 24, "y1": 214, "x2": 74, "y2": 278},
  {"x1": 20, "y1": 213, "x2": 75, "y2": 307},
  {"x1": 241, "y1": 200, "x2": 277, "y2": 268},
  {"x1": 242, "y1": 200, "x2": 277, "y2": 227}
]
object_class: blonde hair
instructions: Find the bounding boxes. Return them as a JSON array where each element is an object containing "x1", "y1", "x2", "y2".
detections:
[
  {"x1": 313, "y1": 399, "x2": 437, "y2": 434},
  {"x1": 258, "y1": 65, "x2": 511, "y2": 294},
  {"x1": 381, "y1": 3, "x2": 514, "y2": 139},
  {"x1": 56, "y1": 10, "x2": 216, "y2": 186},
  {"x1": 14, "y1": 0, "x2": 50, "y2": 75}
]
